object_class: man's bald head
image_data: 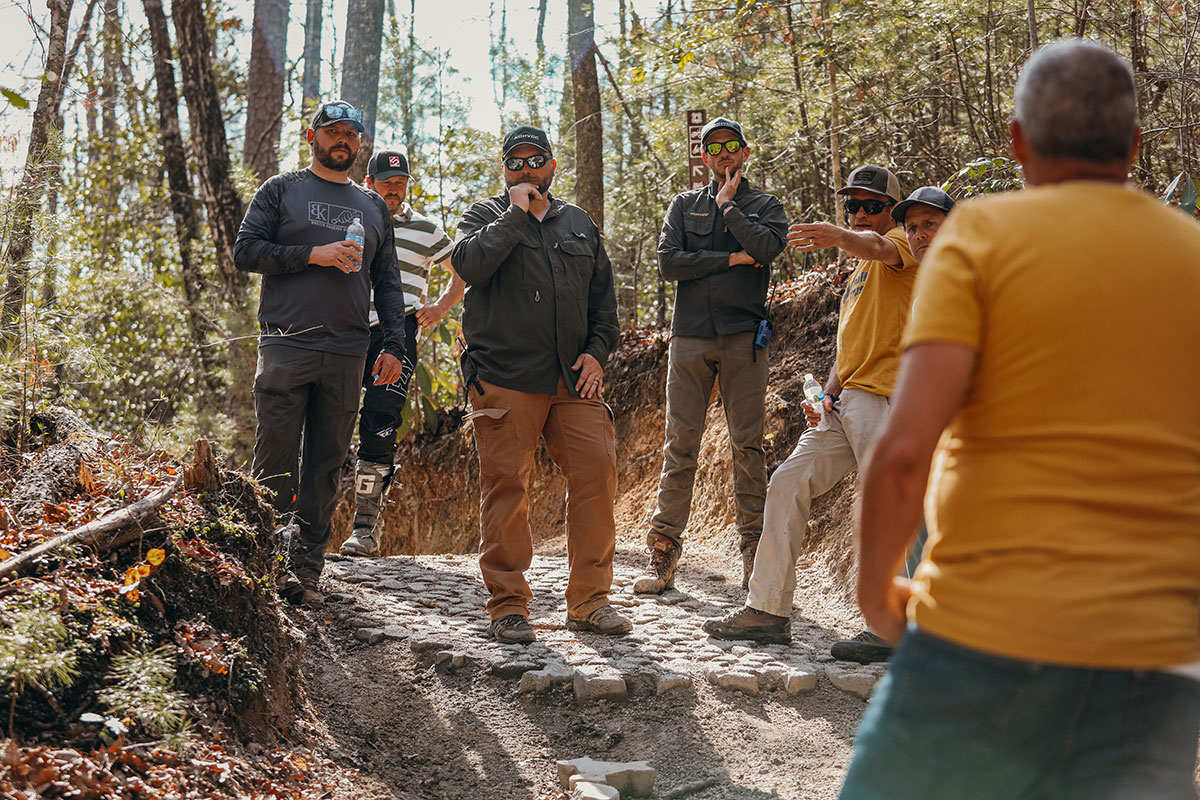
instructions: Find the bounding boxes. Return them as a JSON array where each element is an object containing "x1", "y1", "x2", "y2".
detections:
[{"x1": 1014, "y1": 40, "x2": 1137, "y2": 164}]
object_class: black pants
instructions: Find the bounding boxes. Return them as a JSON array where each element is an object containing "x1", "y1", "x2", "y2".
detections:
[
  {"x1": 357, "y1": 313, "x2": 419, "y2": 464},
  {"x1": 252, "y1": 344, "x2": 364, "y2": 582}
]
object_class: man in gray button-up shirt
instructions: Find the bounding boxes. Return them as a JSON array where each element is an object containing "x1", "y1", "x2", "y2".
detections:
[
  {"x1": 635, "y1": 117, "x2": 788, "y2": 596},
  {"x1": 451, "y1": 125, "x2": 629, "y2": 645}
]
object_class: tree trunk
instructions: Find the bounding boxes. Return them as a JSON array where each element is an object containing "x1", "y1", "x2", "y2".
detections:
[
  {"x1": 568, "y1": 0, "x2": 603, "y2": 229},
  {"x1": 244, "y1": 0, "x2": 290, "y2": 184},
  {"x1": 100, "y1": 0, "x2": 119, "y2": 139},
  {"x1": 144, "y1": 0, "x2": 221, "y2": 389},
  {"x1": 172, "y1": 0, "x2": 246, "y2": 307},
  {"x1": 340, "y1": 0, "x2": 385, "y2": 182},
  {"x1": 1027, "y1": 0, "x2": 1039, "y2": 51},
  {"x1": 820, "y1": 0, "x2": 844, "y2": 227},
  {"x1": 300, "y1": 0, "x2": 323, "y2": 167},
  {"x1": 1, "y1": 0, "x2": 74, "y2": 353}
]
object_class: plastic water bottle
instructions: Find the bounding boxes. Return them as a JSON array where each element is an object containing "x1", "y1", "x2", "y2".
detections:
[
  {"x1": 803, "y1": 373, "x2": 831, "y2": 431},
  {"x1": 346, "y1": 216, "x2": 365, "y2": 272}
]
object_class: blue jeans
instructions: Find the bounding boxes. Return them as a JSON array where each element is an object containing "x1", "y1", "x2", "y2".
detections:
[{"x1": 840, "y1": 628, "x2": 1200, "y2": 800}]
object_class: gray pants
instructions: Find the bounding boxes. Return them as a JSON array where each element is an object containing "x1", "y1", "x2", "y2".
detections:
[
  {"x1": 648, "y1": 332, "x2": 768, "y2": 551},
  {"x1": 747, "y1": 387, "x2": 889, "y2": 617},
  {"x1": 252, "y1": 344, "x2": 365, "y2": 582}
]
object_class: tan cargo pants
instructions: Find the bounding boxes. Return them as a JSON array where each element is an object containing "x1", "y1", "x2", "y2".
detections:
[
  {"x1": 747, "y1": 388, "x2": 890, "y2": 617},
  {"x1": 468, "y1": 378, "x2": 618, "y2": 621}
]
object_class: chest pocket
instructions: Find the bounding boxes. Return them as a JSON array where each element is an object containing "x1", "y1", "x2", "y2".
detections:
[
  {"x1": 683, "y1": 214, "x2": 714, "y2": 250},
  {"x1": 555, "y1": 235, "x2": 592, "y2": 292}
]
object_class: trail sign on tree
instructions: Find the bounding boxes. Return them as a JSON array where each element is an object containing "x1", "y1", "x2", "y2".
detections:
[{"x1": 686, "y1": 109, "x2": 707, "y2": 190}]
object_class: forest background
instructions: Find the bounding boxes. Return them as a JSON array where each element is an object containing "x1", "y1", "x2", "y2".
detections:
[{"x1": 1, "y1": 0, "x2": 1198, "y2": 462}]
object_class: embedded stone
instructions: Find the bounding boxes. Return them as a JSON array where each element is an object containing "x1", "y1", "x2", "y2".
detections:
[
  {"x1": 353, "y1": 628, "x2": 384, "y2": 644},
  {"x1": 828, "y1": 670, "x2": 878, "y2": 699},
  {"x1": 784, "y1": 669, "x2": 818, "y2": 694},
  {"x1": 558, "y1": 757, "x2": 655, "y2": 796},
  {"x1": 573, "y1": 668, "x2": 628, "y2": 703}
]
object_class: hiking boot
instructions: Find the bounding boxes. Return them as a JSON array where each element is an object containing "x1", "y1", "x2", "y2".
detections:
[
  {"x1": 831, "y1": 630, "x2": 893, "y2": 664},
  {"x1": 489, "y1": 614, "x2": 536, "y2": 644},
  {"x1": 339, "y1": 527, "x2": 380, "y2": 557},
  {"x1": 567, "y1": 605, "x2": 633, "y2": 636},
  {"x1": 741, "y1": 539, "x2": 759, "y2": 590},
  {"x1": 632, "y1": 537, "x2": 680, "y2": 594},
  {"x1": 702, "y1": 605, "x2": 791, "y2": 644},
  {"x1": 277, "y1": 570, "x2": 324, "y2": 607},
  {"x1": 341, "y1": 459, "x2": 392, "y2": 556}
]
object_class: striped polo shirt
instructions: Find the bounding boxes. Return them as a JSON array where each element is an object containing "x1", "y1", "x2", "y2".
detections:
[{"x1": 368, "y1": 202, "x2": 453, "y2": 324}]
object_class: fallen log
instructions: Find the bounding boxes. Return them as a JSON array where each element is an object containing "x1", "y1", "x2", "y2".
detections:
[{"x1": 0, "y1": 474, "x2": 181, "y2": 581}]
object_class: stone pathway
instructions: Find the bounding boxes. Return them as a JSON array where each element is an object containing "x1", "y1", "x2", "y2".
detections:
[{"x1": 321, "y1": 553, "x2": 887, "y2": 703}]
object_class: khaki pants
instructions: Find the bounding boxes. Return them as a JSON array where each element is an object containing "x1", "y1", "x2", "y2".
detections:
[
  {"x1": 468, "y1": 378, "x2": 618, "y2": 621},
  {"x1": 747, "y1": 388, "x2": 890, "y2": 617},
  {"x1": 648, "y1": 332, "x2": 768, "y2": 550}
]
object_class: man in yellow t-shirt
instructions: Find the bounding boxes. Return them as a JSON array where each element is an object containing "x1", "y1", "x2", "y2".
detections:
[
  {"x1": 705, "y1": 165, "x2": 920, "y2": 657},
  {"x1": 841, "y1": 40, "x2": 1200, "y2": 800}
]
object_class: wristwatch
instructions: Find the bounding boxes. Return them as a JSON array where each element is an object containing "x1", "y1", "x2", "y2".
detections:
[{"x1": 720, "y1": 200, "x2": 737, "y2": 212}]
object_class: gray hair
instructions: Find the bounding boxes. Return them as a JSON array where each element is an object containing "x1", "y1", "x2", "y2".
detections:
[{"x1": 1014, "y1": 40, "x2": 1138, "y2": 163}]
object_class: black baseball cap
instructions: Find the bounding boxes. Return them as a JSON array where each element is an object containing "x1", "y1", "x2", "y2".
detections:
[
  {"x1": 892, "y1": 186, "x2": 956, "y2": 223},
  {"x1": 837, "y1": 165, "x2": 902, "y2": 203},
  {"x1": 699, "y1": 116, "x2": 745, "y2": 145},
  {"x1": 502, "y1": 125, "x2": 553, "y2": 158},
  {"x1": 368, "y1": 149, "x2": 410, "y2": 180},
  {"x1": 310, "y1": 100, "x2": 365, "y2": 133}
]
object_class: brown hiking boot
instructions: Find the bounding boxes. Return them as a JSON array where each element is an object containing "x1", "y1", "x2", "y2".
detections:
[
  {"x1": 632, "y1": 536, "x2": 680, "y2": 594},
  {"x1": 702, "y1": 605, "x2": 791, "y2": 644},
  {"x1": 741, "y1": 539, "x2": 759, "y2": 590},
  {"x1": 567, "y1": 605, "x2": 633, "y2": 636}
]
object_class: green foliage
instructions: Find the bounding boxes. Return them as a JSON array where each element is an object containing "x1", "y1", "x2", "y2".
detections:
[
  {"x1": 942, "y1": 156, "x2": 1024, "y2": 198},
  {"x1": 0, "y1": 601, "x2": 78, "y2": 733},
  {"x1": 1162, "y1": 173, "x2": 1199, "y2": 216},
  {"x1": 97, "y1": 645, "x2": 191, "y2": 743}
]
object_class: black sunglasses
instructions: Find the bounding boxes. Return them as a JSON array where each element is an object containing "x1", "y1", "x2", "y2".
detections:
[
  {"x1": 319, "y1": 103, "x2": 365, "y2": 123},
  {"x1": 505, "y1": 154, "x2": 550, "y2": 171},
  {"x1": 843, "y1": 198, "x2": 892, "y2": 215},
  {"x1": 705, "y1": 140, "x2": 745, "y2": 156}
]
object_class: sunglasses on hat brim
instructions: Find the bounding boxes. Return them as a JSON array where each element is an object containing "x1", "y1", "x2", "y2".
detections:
[{"x1": 318, "y1": 104, "x2": 365, "y2": 124}]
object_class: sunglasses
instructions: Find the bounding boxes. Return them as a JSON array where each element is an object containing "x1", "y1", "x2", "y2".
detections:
[
  {"x1": 319, "y1": 103, "x2": 365, "y2": 123},
  {"x1": 504, "y1": 154, "x2": 550, "y2": 171},
  {"x1": 705, "y1": 140, "x2": 745, "y2": 156},
  {"x1": 843, "y1": 198, "x2": 892, "y2": 215}
]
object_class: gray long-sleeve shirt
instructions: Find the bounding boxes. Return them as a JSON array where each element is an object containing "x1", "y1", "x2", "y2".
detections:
[
  {"x1": 234, "y1": 168, "x2": 407, "y2": 359},
  {"x1": 658, "y1": 178, "x2": 788, "y2": 337},
  {"x1": 452, "y1": 193, "x2": 618, "y2": 396}
]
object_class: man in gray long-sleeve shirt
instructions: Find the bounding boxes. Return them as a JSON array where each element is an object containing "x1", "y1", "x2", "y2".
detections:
[
  {"x1": 452, "y1": 125, "x2": 630, "y2": 644},
  {"x1": 234, "y1": 100, "x2": 407, "y2": 606},
  {"x1": 634, "y1": 117, "x2": 788, "y2": 596}
]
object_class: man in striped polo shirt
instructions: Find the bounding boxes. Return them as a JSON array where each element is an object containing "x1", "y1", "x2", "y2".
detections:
[{"x1": 340, "y1": 148, "x2": 466, "y2": 556}]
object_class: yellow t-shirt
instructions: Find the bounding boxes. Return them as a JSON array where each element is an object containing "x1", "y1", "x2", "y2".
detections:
[
  {"x1": 904, "y1": 181, "x2": 1200, "y2": 669},
  {"x1": 836, "y1": 227, "x2": 920, "y2": 396}
]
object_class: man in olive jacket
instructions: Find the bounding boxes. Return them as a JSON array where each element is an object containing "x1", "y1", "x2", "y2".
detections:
[
  {"x1": 635, "y1": 117, "x2": 788, "y2": 595},
  {"x1": 452, "y1": 125, "x2": 630, "y2": 644}
]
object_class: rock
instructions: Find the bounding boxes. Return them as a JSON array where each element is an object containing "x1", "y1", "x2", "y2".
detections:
[
  {"x1": 433, "y1": 650, "x2": 466, "y2": 669},
  {"x1": 573, "y1": 668, "x2": 628, "y2": 703},
  {"x1": 517, "y1": 663, "x2": 574, "y2": 694},
  {"x1": 655, "y1": 673, "x2": 692, "y2": 694},
  {"x1": 708, "y1": 669, "x2": 759, "y2": 695},
  {"x1": 658, "y1": 588, "x2": 687, "y2": 605},
  {"x1": 353, "y1": 628, "x2": 384, "y2": 644},
  {"x1": 828, "y1": 670, "x2": 878, "y2": 699},
  {"x1": 758, "y1": 665, "x2": 786, "y2": 690},
  {"x1": 340, "y1": 573, "x2": 376, "y2": 584},
  {"x1": 571, "y1": 781, "x2": 620, "y2": 800},
  {"x1": 784, "y1": 669, "x2": 818, "y2": 694},
  {"x1": 381, "y1": 625, "x2": 408, "y2": 640},
  {"x1": 558, "y1": 757, "x2": 655, "y2": 796}
]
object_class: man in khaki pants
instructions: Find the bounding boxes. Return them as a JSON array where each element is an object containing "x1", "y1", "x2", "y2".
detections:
[
  {"x1": 705, "y1": 165, "x2": 922, "y2": 662},
  {"x1": 451, "y1": 125, "x2": 631, "y2": 644}
]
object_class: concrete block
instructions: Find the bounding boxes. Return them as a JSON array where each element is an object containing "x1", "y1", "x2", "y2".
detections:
[
  {"x1": 571, "y1": 781, "x2": 620, "y2": 800},
  {"x1": 829, "y1": 670, "x2": 878, "y2": 699},
  {"x1": 784, "y1": 669, "x2": 818, "y2": 694},
  {"x1": 655, "y1": 673, "x2": 693, "y2": 695},
  {"x1": 708, "y1": 669, "x2": 759, "y2": 695},
  {"x1": 558, "y1": 757, "x2": 655, "y2": 796}
]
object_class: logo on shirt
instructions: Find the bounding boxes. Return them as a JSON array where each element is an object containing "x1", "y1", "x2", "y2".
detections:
[{"x1": 309, "y1": 201, "x2": 362, "y2": 231}]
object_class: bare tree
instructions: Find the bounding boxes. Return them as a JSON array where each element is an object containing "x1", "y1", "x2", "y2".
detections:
[
  {"x1": 1, "y1": 0, "x2": 75, "y2": 351},
  {"x1": 172, "y1": 0, "x2": 246, "y2": 307},
  {"x1": 568, "y1": 0, "x2": 603, "y2": 229},
  {"x1": 244, "y1": 0, "x2": 291, "y2": 183},
  {"x1": 340, "y1": 0, "x2": 385, "y2": 182}
]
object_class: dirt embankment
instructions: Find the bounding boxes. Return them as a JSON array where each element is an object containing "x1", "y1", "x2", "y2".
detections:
[{"x1": 331, "y1": 277, "x2": 860, "y2": 598}]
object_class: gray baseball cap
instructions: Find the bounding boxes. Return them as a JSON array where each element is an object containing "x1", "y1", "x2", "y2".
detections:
[
  {"x1": 892, "y1": 186, "x2": 956, "y2": 223},
  {"x1": 837, "y1": 165, "x2": 902, "y2": 203}
]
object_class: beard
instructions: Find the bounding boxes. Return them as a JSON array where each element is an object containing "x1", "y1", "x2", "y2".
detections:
[
  {"x1": 313, "y1": 137, "x2": 357, "y2": 171},
  {"x1": 505, "y1": 172, "x2": 553, "y2": 195}
]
